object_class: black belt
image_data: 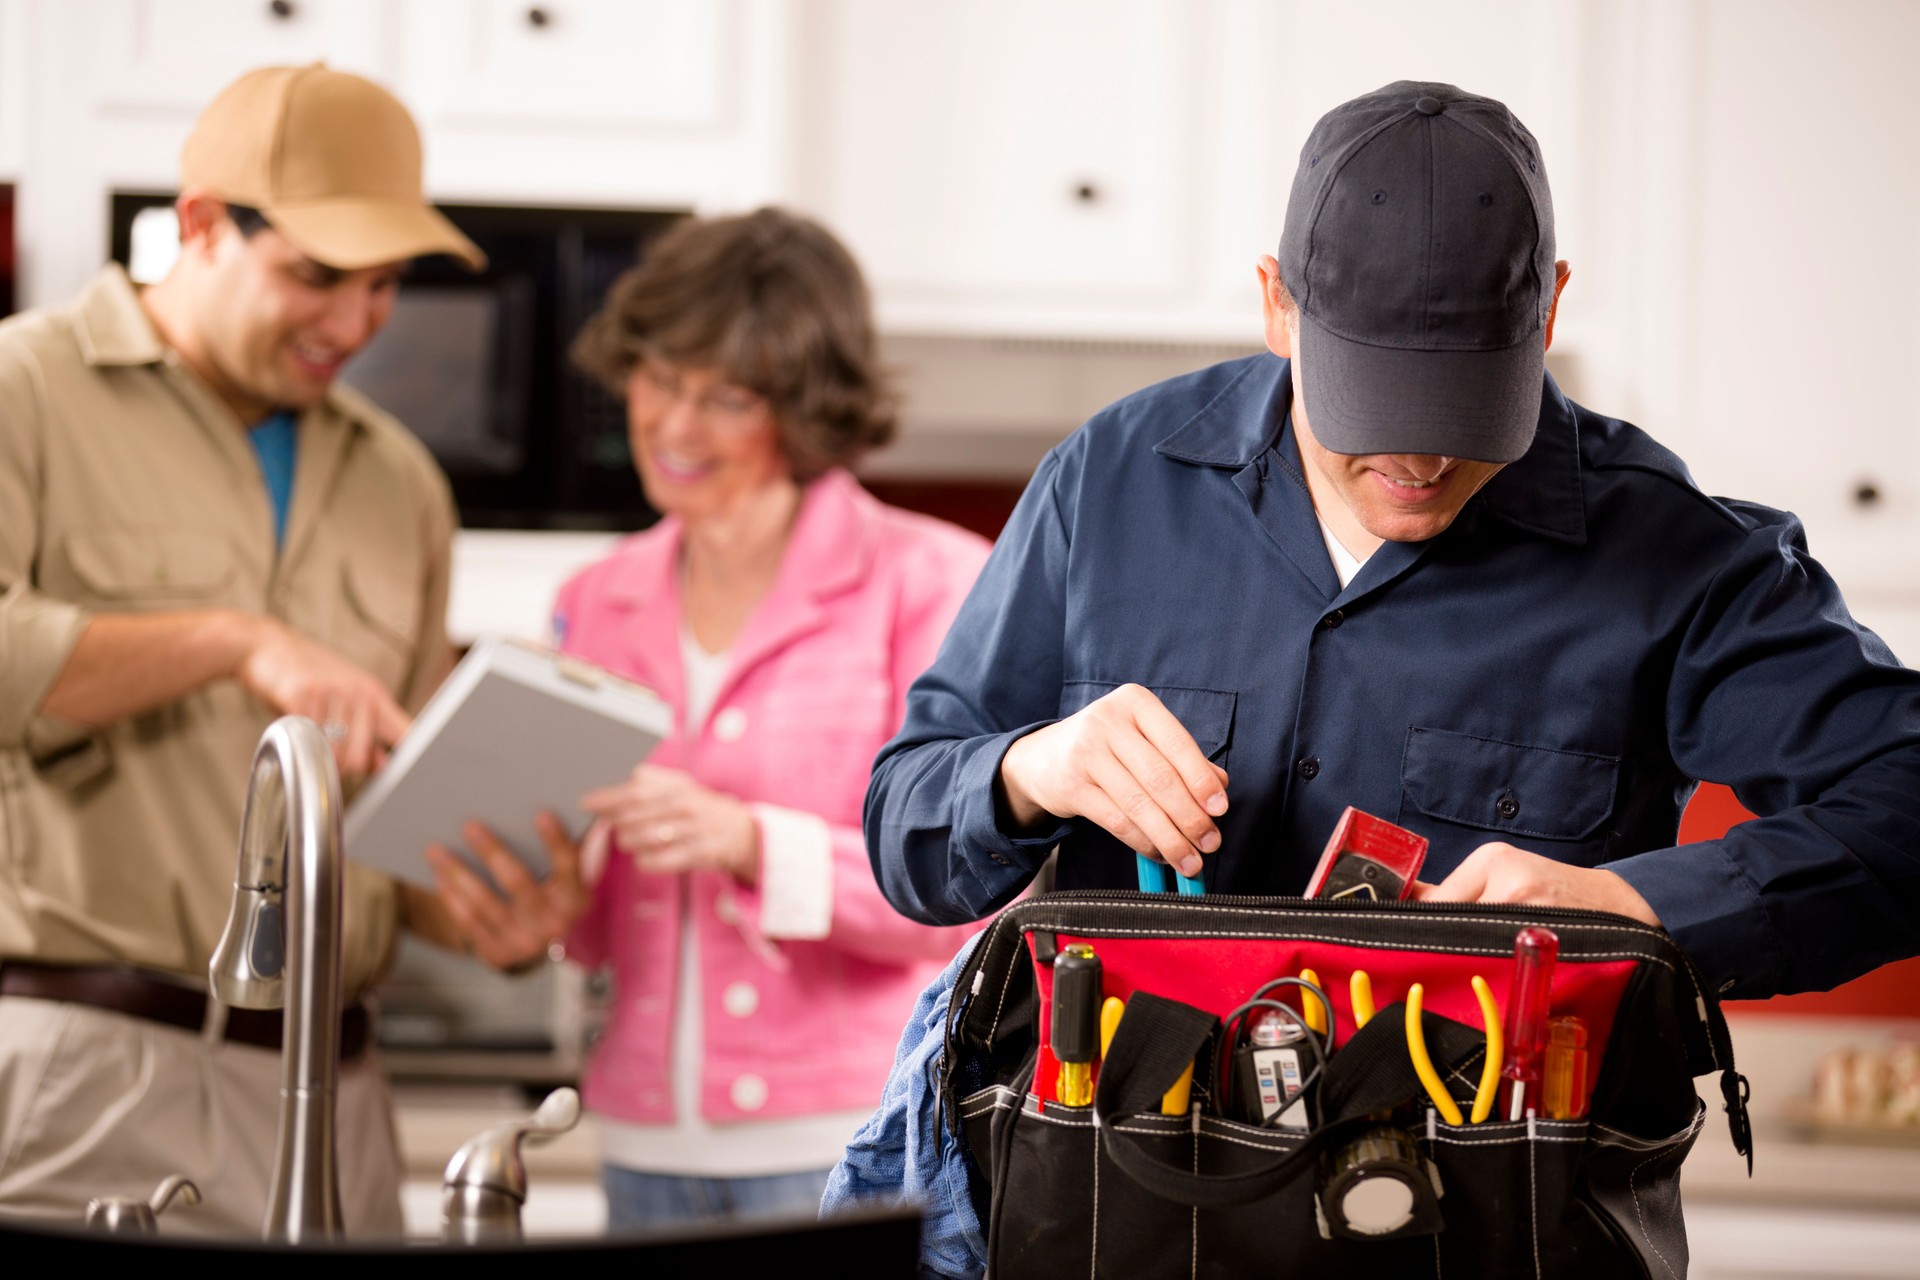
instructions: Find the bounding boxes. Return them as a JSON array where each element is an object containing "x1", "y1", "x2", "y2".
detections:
[{"x1": 0, "y1": 961, "x2": 371, "y2": 1060}]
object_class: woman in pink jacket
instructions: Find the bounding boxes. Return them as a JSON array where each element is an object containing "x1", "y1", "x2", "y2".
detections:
[{"x1": 437, "y1": 208, "x2": 987, "y2": 1230}]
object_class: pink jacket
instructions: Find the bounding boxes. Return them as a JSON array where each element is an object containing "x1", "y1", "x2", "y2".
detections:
[{"x1": 555, "y1": 470, "x2": 989, "y2": 1124}]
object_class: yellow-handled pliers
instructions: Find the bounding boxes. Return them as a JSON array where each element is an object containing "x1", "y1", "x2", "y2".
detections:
[{"x1": 1405, "y1": 975, "x2": 1505, "y2": 1124}]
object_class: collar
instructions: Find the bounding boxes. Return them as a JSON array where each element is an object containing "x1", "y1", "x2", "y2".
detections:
[
  {"x1": 596, "y1": 467, "x2": 878, "y2": 608},
  {"x1": 1471, "y1": 373, "x2": 1587, "y2": 545},
  {"x1": 72, "y1": 264, "x2": 168, "y2": 367},
  {"x1": 1155, "y1": 355, "x2": 1587, "y2": 545}
]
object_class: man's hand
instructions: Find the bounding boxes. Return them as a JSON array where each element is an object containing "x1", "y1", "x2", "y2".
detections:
[
  {"x1": 410, "y1": 811, "x2": 591, "y2": 971},
  {"x1": 234, "y1": 616, "x2": 411, "y2": 780},
  {"x1": 998, "y1": 683, "x2": 1228, "y2": 879},
  {"x1": 580, "y1": 764, "x2": 761, "y2": 884},
  {"x1": 1409, "y1": 841, "x2": 1663, "y2": 927}
]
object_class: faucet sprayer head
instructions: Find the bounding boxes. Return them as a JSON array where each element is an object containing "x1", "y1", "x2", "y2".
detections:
[{"x1": 209, "y1": 745, "x2": 298, "y2": 1009}]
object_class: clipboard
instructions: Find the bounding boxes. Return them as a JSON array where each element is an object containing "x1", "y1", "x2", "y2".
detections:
[{"x1": 344, "y1": 636, "x2": 673, "y2": 888}]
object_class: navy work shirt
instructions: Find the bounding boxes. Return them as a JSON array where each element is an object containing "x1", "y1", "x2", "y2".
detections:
[{"x1": 865, "y1": 356, "x2": 1920, "y2": 999}]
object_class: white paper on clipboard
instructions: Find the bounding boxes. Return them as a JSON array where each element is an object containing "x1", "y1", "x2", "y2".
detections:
[{"x1": 344, "y1": 636, "x2": 673, "y2": 888}]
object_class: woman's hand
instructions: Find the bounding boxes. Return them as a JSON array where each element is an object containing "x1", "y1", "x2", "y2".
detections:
[
  {"x1": 581, "y1": 764, "x2": 761, "y2": 885},
  {"x1": 405, "y1": 811, "x2": 592, "y2": 971}
]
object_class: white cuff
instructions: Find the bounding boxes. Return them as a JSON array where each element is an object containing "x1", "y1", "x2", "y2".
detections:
[{"x1": 753, "y1": 804, "x2": 834, "y2": 940}]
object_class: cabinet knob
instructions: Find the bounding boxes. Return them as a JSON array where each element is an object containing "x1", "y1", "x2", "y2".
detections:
[
  {"x1": 526, "y1": 5, "x2": 552, "y2": 28},
  {"x1": 1073, "y1": 181, "x2": 1101, "y2": 204},
  {"x1": 1853, "y1": 480, "x2": 1882, "y2": 509},
  {"x1": 268, "y1": 0, "x2": 296, "y2": 19}
]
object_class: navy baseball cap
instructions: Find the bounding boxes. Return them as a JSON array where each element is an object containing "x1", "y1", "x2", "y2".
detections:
[{"x1": 1277, "y1": 81, "x2": 1556, "y2": 463}]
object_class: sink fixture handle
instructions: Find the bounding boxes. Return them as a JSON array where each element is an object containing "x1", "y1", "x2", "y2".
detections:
[
  {"x1": 85, "y1": 1175, "x2": 202, "y2": 1234},
  {"x1": 440, "y1": 1086, "x2": 583, "y2": 1245}
]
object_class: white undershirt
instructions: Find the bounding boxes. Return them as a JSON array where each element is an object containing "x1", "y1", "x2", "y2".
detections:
[
  {"x1": 597, "y1": 626, "x2": 870, "y2": 1177},
  {"x1": 1316, "y1": 514, "x2": 1369, "y2": 589}
]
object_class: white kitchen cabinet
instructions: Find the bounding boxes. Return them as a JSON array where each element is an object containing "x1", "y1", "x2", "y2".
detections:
[
  {"x1": 795, "y1": 0, "x2": 1206, "y2": 337},
  {"x1": 77, "y1": 0, "x2": 391, "y2": 116},
  {"x1": 795, "y1": 0, "x2": 1591, "y2": 342},
  {"x1": 1634, "y1": 0, "x2": 1920, "y2": 596},
  {"x1": 399, "y1": 0, "x2": 796, "y2": 209},
  {"x1": 11, "y1": 0, "x2": 794, "y2": 308}
]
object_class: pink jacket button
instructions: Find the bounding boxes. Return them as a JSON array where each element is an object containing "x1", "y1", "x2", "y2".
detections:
[{"x1": 730, "y1": 1074, "x2": 769, "y2": 1111}]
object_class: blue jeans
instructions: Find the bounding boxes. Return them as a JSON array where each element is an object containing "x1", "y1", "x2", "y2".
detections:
[{"x1": 602, "y1": 1164, "x2": 834, "y2": 1232}]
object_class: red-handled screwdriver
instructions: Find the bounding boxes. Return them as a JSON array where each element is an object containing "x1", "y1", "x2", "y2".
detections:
[{"x1": 1500, "y1": 927, "x2": 1560, "y2": 1121}]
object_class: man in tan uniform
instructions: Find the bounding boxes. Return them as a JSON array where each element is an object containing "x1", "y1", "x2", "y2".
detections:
[{"x1": 0, "y1": 65, "x2": 578, "y2": 1237}]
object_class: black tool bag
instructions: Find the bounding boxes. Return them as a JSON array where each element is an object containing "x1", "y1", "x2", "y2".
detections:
[{"x1": 940, "y1": 891, "x2": 1751, "y2": 1280}]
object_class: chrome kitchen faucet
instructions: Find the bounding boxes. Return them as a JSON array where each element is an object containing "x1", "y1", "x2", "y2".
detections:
[{"x1": 209, "y1": 716, "x2": 347, "y2": 1244}]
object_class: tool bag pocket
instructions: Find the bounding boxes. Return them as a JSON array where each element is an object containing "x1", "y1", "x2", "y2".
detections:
[{"x1": 941, "y1": 891, "x2": 1745, "y2": 1280}]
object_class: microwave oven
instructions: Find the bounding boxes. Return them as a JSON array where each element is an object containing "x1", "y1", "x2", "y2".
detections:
[{"x1": 110, "y1": 194, "x2": 686, "y2": 531}]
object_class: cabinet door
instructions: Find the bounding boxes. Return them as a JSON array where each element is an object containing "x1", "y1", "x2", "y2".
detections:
[
  {"x1": 1660, "y1": 0, "x2": 1920, "y2": 595},
  {"x1": 79, "y1": 0, "x2": 390, "y2": 115},
  {"x1": 398, "y1": 0, "x2": 791, "y2": 209},
  {"x1": 401, "y1": 0, "x2": 731, "y2": 131},
  {"x1": 802, "y1": 0, "x2": 1199, "y2": 329}
]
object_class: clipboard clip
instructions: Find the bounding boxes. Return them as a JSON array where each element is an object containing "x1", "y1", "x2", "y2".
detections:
[{"x1": 554, "y1": 655, "x2": 605, "y2": 690}]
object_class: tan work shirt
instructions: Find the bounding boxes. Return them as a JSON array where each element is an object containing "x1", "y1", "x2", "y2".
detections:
[{"x1": 0, "y1": 266, "x2": 456, "y2": 994}]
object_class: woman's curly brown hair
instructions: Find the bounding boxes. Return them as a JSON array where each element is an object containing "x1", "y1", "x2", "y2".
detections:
[{"x1": 571, "y1": 207, "x2": 897, "y2": 481}]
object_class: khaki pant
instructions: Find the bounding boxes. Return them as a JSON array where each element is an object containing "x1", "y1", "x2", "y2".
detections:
[{"x1": 0, "y1": 995, "x2": 404, "y2": 1239}]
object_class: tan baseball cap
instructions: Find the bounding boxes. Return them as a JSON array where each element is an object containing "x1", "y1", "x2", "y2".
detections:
[{"x1": 180, "y1": 63, "x2": 486, "y2": 272}]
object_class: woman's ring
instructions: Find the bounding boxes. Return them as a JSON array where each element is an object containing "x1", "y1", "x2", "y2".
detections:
[
  {"x1": 320, "y1": 721, "x2": 348, "y2": 742},
  {"x1": 653, "y1": 823, "x2": 676, "y2": 846}
]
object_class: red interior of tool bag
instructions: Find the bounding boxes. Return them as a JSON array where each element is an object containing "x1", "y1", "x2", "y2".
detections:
[{"x1": 1028, "y1": 932, "x2": 1636, "y2": 1109}]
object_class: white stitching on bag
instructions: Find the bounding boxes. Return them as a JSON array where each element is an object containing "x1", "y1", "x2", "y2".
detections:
[
  {"x1": 1626, "y1": 1105, "x2": 1705, "y2": 1280},
  {"x1": 1190, "y1": 1116, "x2": 1199, "y2": 1280},
  {"x1": 1090, "y1": 1118, "x2": 1101, "y2": 1280},
  {"x1": 1528, "y1": 1113, "x2": 1543, "y2": 1280}
]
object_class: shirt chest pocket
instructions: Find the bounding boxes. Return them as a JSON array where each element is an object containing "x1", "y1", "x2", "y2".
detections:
[
  {"x1": 61, "y1": 526, "x2": 235, "y2": 607},
  {"x1": 334, "y1": 559, "x2": 421, "y2": 689},
  {"x1": 1057, "y1": 681, "x2": 1237, "y2": 768},
  {"x1": 1400, "y1": 726, "x2": 1620, "y2": 843}
]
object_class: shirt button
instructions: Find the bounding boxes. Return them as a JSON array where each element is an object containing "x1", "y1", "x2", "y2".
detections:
[
  {"x1": 730, "y1": 1073, "x2": 769, "y2": 1111},
  {"x1": 713, "y1": 707, "x2": 749, "y2": 742},
  {"x1": 1718, "y1": 979, "x2": 1737, "y2": 995},
  {"x1": 1296, "y1": 756, "x2": 1320, "y2": 780},
  {"x1": 722, "y1": 981, "x2": 760, "y2": 1018},
  {"x1": 1321, "y1": 610, "x2": 1344, "y2": 629},
  {"x1": 713, "y1": 895, "x2": 740, "y2": 925},
  {"x1": 1496, "y1": 793, "x2": 1520, "y2": 820}
]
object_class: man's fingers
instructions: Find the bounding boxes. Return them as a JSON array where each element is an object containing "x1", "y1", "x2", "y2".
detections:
[
  {"x1": 1415, "y1": 858, "x2": 1491, "y2": 904},
  {"x1": 342, "y1": 697, "x2": 375, "y2": 779},
  {"x1": 1122, "y1": 689, "x2": 1229, "y2": 817},
  {"x1": 426, "y1": 844, "x2": 509, "y2": 940},
  {"x1": 372, "y1": 693, "x2": 411, "y2": 750},
  {"x1": 463, "y1": 821, "x2": 540, "y2": 901},
  {"x1": 537, "y1": 810, "x2": 580, "y2": 875},
  {"x1": 1108, "y1": 728, "x2": 1221, "y2": 857},
  {"x1": 1081, "y1": 748, "x2": 1203, "y2": 874}
]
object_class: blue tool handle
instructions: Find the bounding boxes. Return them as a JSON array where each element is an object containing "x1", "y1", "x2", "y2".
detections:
[
  {"x1": 1135, "y1": 853, "x2": 1173, "y2": 893},
  {"x1": 1136, "y1": 853, "x2": 1205, "y2": 895}
]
